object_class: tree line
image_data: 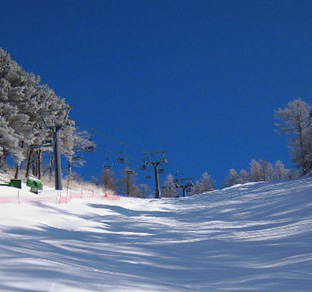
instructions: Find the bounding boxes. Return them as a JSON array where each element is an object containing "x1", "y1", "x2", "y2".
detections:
[
  {"x1": 1, "y1": 48, "x2": 311, "y2": 196},
  {"x1": 222, "y1": 98, "x2": 312, "y2": 188}
]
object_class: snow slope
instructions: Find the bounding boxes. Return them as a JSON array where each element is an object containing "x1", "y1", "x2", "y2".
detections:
[{"x1": 0, "y1": 178, "x2": 312, "y2": 291}]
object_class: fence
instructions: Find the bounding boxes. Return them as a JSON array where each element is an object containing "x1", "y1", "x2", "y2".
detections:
[{"x1": 0, "y1": 188, "x2": 120, "y2": 205}]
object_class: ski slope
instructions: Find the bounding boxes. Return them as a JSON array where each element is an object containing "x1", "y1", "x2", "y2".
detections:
[{"x1": 0, "y1": 178, "x2": 312, "y2": 291}]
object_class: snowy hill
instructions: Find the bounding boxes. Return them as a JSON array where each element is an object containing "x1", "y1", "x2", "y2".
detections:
[{"x1": 0, "y1": 178, "x2": 312, "y2": 291}]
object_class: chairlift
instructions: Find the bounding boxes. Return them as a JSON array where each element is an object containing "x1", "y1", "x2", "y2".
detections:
[
  {"x1": 117, "y1": 157, "x2": 126, "y2": 164},
  {"x1": 84, "y1": 145, "x2": 95, "y2": 152},
  {"x1": 103, "y1": 159, "x2": 112, "y2": 170},
  {"x1": 126, "y1": 169, "x2": 134, "y2": 175},
  {"x1": 117, "y1": 143, "x2": 127, "y2": 164},
  {"x1": 139, "y1": 164, "x2": 148, "y2": 170},
  {"x1": 72, "y1": 155, "x2": 82, "y2": 161},
  {"x1": 103, "y1": 151, "x2": 112, "y2": 170},
  {"x1": 158, "y1": 168, "x2": 165, "y2": 174},
  {"x1": 145, "y1": 168, "x2": 152, "y2": 179}
]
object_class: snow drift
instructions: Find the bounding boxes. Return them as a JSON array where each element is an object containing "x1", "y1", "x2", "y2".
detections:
[{"x1": 0, "y1": 178, "x2": 312, "y2": 291}]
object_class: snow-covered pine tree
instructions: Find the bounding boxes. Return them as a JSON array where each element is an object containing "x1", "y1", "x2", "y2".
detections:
[
  {"x1": 273, "y1": 160, "x2": 289, "y2": 180},
  {"x1": 259, "y1": 159, "x2": 274, "y2": 181},
  {"x1": 275, "y1": 98, "x2": 312, "y2": 175},
  {"x1": 118, "y1": 167, "x2": 141, "y2": 197},
  {"x1": 139, "y1": 183, "x2": 153, "y2": 197},
  {"x1": 163, "y1": 174, "x2": 179, "y2": 197},
  {"x1": 223, "y1": 168, "x2": 240, "y2": 187},
  {"x1": 249, "y1": 159, "x2": 263, "y2": 182},
  {"x1": 0, "y1": 48, "x2": 76, "y2": 179},
  {"x1": 239, "y1": 169, "x2": 249, "y2": 184},
  {"x1": 192, "y1": 172, "x2": 215, "y2": 195},
  {"x1": 100, "y1": 168, "x2": 117, "y2": 193}
]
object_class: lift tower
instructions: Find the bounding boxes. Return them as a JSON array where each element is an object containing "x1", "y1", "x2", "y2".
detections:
[
  {"x1": 173, "y1": 177, "x2": 194, "y2": 197},
  {"x1": 40, "y1": 107, "x2": 71, "y2": 190},
  {"x1": 142, "y1": 151, "x2": 167, "y2": 198}
]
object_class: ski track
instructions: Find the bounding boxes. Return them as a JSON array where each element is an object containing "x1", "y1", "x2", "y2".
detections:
[{"x1": 0, "y1": 178, "x2": 312, "y2": 291}]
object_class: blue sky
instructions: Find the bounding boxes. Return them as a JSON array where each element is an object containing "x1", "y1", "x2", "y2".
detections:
[{"x1": 1, "y1": 0, "x2": 312, "y2": 188}]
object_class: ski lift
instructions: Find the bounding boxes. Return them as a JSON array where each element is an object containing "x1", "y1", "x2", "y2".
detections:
[
  {"x1": 117, "y1": 143, "x2": 127, "y2": 164},
  {"x1": 139, "y1": 157, "x2": 149, "y2": 170},
  {"x1": 72, "y1": 155, "x2": 82, "y2": 161},
  {"x1": 139, "y1": 164, "x2": 148, "y2": 170},
  {"x1": 126, "y1": 168, "x2": 134, "y2": 175},
  {"x1": 145, "y1": 168, "x2": 152, "y2": 179},
  {"x1": 103, "y1": 152, "x2": 112, "y2": 170},
  {"x1": 84, "y1": 145, "x2": 95, "y2": 152},
  {"x1": 117, "y1": 157, "x2": 126, "y2": 164},
  {"x1": 158, "y1": 168, "x2": 165, "y2": 174}
]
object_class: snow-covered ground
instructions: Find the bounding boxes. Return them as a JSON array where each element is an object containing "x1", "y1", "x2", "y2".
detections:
[{"x1": 0, "y1": 177, "x2": 312, "y2": 291}]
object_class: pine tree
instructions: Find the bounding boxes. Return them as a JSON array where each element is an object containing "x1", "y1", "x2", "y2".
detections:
[
  {"x1": 100, "y1": 168, "x2": 117, "y2": 192},
  {"x1": 273, "y1": 160, "x2": 289, "y2": 180},
  {"x1": 118, "y1": 167, "x2": 141, "y2": 197},
  {"x1": 275, "y1": 98, "x2": 312, "y2": 174},
  {"x1": 239, "y1": 169, "x2": 249, "y2": 184},
  {"x1": 223, "y1": 168, "x2": 240, "y2": 187},
  {"x1": 139, "y1": 184, "x2": 152, "y2": 197},
  {"x1": 249, "y1": 159, "x2": 262, "y2": 182},
  {"x1": 193, "y1": 172, "x2": 215, "y2": 195},
  {"x1": 0, "y1": 48, "x2": 75, "y2": 179},
  {"x1": 163, "y1": 174, "x2": 179, "y2": 197},
  {"x1": 259, "y1": 159, "x2": 274, "y2": 181}
]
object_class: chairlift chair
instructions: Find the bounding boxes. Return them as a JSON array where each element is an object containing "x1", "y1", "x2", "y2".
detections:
[
  {"x1": 117, "y1": 157, "x2": 126, "y2": 164},
  {"x1": 126, "y1": 169, "x2": 134, "y2": 175},
  {"x1": 72, "y1": 155, "x2": 82, "y2": 161},
  {"x1": 139, "y1": 164, "x2": 148, "y2": 170},
  {"x1": 84, "y1": 145, "x2": 95, "y2": 152},
  {"x1": 145, "y1": 168, "x2": 152, "y2": 179},
  {"x1": 103, "y1": 158, "x2": 112, "y2": 170},
  {"x1": 103, "y1": 151, "x2": 112, "y2": 170}
]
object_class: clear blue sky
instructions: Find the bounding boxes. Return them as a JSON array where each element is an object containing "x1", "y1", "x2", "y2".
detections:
[{"x1": 1, "y1": 0, "x2": 312, "y2": 188}]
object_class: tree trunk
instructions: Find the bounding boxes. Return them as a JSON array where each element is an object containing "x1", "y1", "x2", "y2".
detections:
[
  {"x1": 67, "y1": 158, "x2": 72, "y2": 188},
  {"x1": 49, "y1": 151, "x2": 53, "y2": 182},
  {"x1": 14, "y1": 162, "x2": 20, "y2": 179},
  {"x1": 26, "y1": 149, "x2": 34, "y2": 178},
  {"x1": 38, "y1": 149, "x2": 42, "y2": 179}
]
